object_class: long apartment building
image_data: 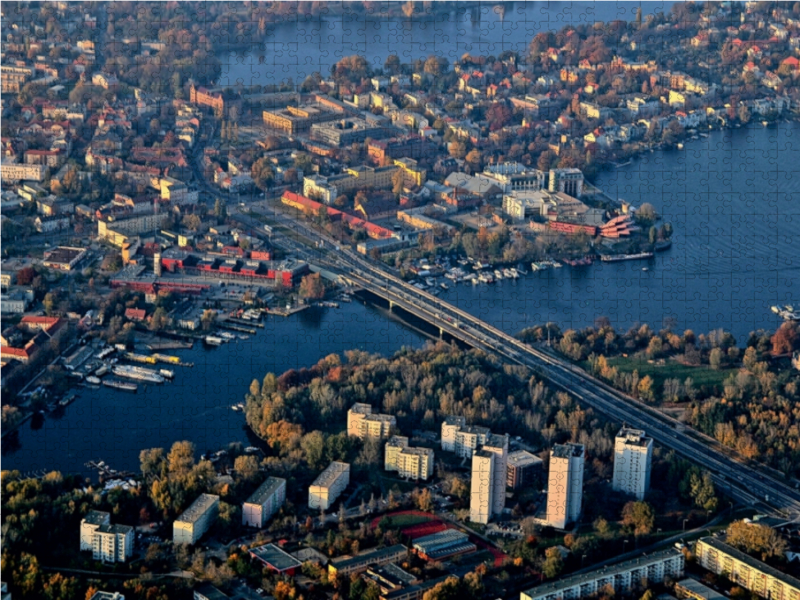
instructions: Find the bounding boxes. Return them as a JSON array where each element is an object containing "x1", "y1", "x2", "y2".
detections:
[
  {"x1": 262, "y1": 103, "x2": 338, "y2": 133},
  {"x1": 469, "y1": 434, "x2": 509, "y2": 525},
  {"x1": 384, "y1": 436, "x2": 434, "y2": 481},
  {"x1": 521, "y1": 548, "x2": 685, "y2": 600},
  {"x1": 546, "y1": 443, "x2": 585, "y2": 529},
  {"x1": 695, "y1": 536, "x2": 800, "y2": 600},
  {"x1": 347, "y1": 403, "x2": 396, "y2": 440},
  {"x1": 612, "y1": 428, "x2": 653, "y2": 500},
  {"x1": 309, "y1": 461, "x2": 350, "y2": 511},
  {"x1": 173, "y1": 494, "x2": 220, "y2": 545},
  {"x1": 328, "y1": 544, "x2": 408, "y2": 577},
  {"x1": 242, "y1": 476, "x2": 286, "y2": 528}
]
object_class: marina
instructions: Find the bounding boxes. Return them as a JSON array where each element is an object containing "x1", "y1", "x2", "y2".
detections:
[
  {"x1": 600, "y1": 252, "x2": 655, "y2": 262},
  {"x1": 112, "y1": 365, "x2": 165, "y2": 384}
]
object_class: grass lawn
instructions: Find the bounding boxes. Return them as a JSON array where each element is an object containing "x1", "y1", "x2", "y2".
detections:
[
  {"x1": 602, "y1": 356, "x2": 734, "y2": 398},
  {"x1": 380, "y1": 514, "x2": 432, "y2": 527}
]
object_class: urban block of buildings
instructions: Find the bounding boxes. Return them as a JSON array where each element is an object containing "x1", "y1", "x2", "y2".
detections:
[
  {"x1": 242, "y1": 476, "x2": 286, "y2": 528},
  {"x1": 173, "y1": 493, "x2": 220, "y2": 545},
  {"x1": 469, "y1": 433, "x2": 509, "y2": 525},
  {"x1": 384, "y1": 435, "x2": 434, "y2": 481},
  {"x1": 612, "y1": 428, "x2": 653, "y2": 500},
  {"x1": 308, "y1": 461, "x2": 350, "y2": 511},
  {"x1": 520, "y1": 548, "x2": 685, "y2": 600},
  {"x1": 348, "y1": 403, "x2": 397, "y2": 440},
  {"x1": 546, "y1": 443, "x2": 585, "y2": 529}
]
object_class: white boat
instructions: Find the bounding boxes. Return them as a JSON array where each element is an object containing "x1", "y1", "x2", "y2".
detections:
[
  {"x1": 219, "y1": 332, "x2": 236, "y2": 340},
  {"x1": 86, "y1": 376, "x2": 101, "y2": 385},
  {"x1": 771, "y1": 306, "x2": 781, "y2": 314},
  {"x1": 440, "y1": 282, "x2": 449, "y2": 290},
  {"x1": 159, "y1": 369, "x2": 174, "y2": 379},
  {"x1": 676, "y1": 142, "x2": 684, "y2": 149},
  {"x1": 204, "y1": 336, "x2": 224, "y2": 346},
  {"x1": 494, "y1": 269, "x2": 504, "y2": 280},
  {"x1": 112, "y1": 365, "x2": 164, "y2": 384}
]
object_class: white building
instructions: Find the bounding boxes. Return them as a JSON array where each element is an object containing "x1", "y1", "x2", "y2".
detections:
[
  {"x1": 347, "y1": 403, "x2": 396, "y2": 440},
  {"x1": 521, "y1": 548, "x2": 685, "y2": 600},
  {"x1": 242, "y1": 477, "x2": 287, "y2": 528},
  {"x1": 92, "y1": 524, "x2": 134, "y2": 563},
  {"x1": 309, "y1": 461, "x2": 350, "y2": 511},
  {"x1": 384, "y1": 436, "x2": 434, "y2": 481},
  {"x1": 479, "y1": 163, "x2": 546, "y2": 194},
  {"x1": 455, "y1": 425, "x2": 492, "y2": 459},
  {"x1": 695, "y1": 536, "x2": 800, "y2": 600},
  {"x1": 548, "y1": 168, "x2": 584, "y2": 197},
  {"x1": 546, "y1": 443, "x2": 585, "y2": 529},
  {"x1": 173, "y1": 493, "x2": 220, "y2": 545},
  {"x1": 441, "y1": 415, "x2": 466, "y2": 452},
  {"x1": 469, "y1": 434, "x2": 509, "y2": 525},
  {"x1": 80, "y1": 510, "x2": 111, "y2": 551},
  {"x1": 612, "y1": 428, "x2": 653, "y2": 500}
]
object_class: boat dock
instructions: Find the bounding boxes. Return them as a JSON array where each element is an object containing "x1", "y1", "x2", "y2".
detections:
[
  {"x1": 219, "y1": 321, "x2": 257, "y2": 334},
  {"x1": 225, "y1": 316, "x2": 264, "y2": 328},
  {"x1": 265, "y1": 305, "x2": 310, "y2": 317},
  {"x1": 85, "y1": 460, "x2": 137, "y2": 480}
]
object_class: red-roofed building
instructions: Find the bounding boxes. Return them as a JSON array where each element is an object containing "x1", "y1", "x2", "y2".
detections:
[
  {"x1": 1, "y1": 316, "x2": 67, "y2": 364},
  {"x1": 125, "y1": 308, "x2": 146, "y2": 322}
]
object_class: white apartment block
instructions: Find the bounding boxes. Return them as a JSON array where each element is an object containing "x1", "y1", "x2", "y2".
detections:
[
  {"x1": 469, "y1": 434, "x2": 509, "y2": 524},
  {"x1": 242, "y1": 477, "x2": 287, "y2": 528},
  {"x1": 521, "y1": 548, "x2": 685, "y2": 600},
  {"x1": 173, "y1": 494, "x2": 220, "y2": 545},
  {"x1": 441, "y1": 415, "x2": 466, "y2": 452},
  {"x1": 385, "y1": 435, "x2": 410, "y2": 471},
  {"x1": 309, "y1": 461, "x2": 350, "y2": 511},
  {"x1": 612, "y1": 428, "x2": 653, "y2": 500},
  {"x1": 384, "y1": 436, "x2": 435, "y2": 481},
  {"x1": 455, "y1": 425, "x2": 492, "y2": 459},
  {"x1": 80, "y1": 510, "x2": 110, "y2": 551},
  {"x1": 470, "y1": 450, "x2": 495, "y2": 525},
  {"x1": 347, "y1": 403, "x2": 396, "y2": 440},
  {"x1": 546, "y1": 443, "x2": 585, "y2": 529},
  {"x1": 92, "y1": 524, "x2": 134, "y2": 563},
  {"x1": 695, "y1": 536, "x2": 800, "y2": 600}
]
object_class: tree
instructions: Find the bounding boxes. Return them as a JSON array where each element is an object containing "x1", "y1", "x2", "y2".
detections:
[
  {"x1": 424, "y1": 55, "x2": 449, "y2": 77},
  {"x1": 299, "y1": 273, "x2": 326, "y2": 300},
  {"x1": 709, "y1": 347, "x2": 723, "y2": 370},
  {"x1": 140, "y1": 447, "x2": 165, "y2": 478},
  {"x1": 542, "y1": 547, "x2": 564, "y2": 579},
  {"x1": 637, "y1": 203, "x2": 657, "y2": 223},
  {"x1": 251, "y1": 157, "x2": 276, "y2": 190},
  {"x1": 167, "y1": 441, "x2": 196, "y2": 477},
  {"x1": 415, "y1": 488, "x2": 434, "y2": 512},
  {"x1": 214, "y1": 198, "x2": 227, "y2": 221},
  {"x1": 385, "y1": 54, "x2": 402, "y2": 75},
  {"x1": 726, "y1": 520, "x2": 787, "y2": 560},
  {"x1": 201, "y1": 309, "x2": 217, "y2": 331},
  {"x1": 689, "y1": 470, "x2": 718, "y2": 512},
  {"x1": 234, "y1": 455, "x2": 259, "y2": 482},
  {"x1": 621, "y1": 501, "x2": 655, "y2": 536},
  {"x1": 182, "y1": 214, "x2": 202, "y2": 231}
]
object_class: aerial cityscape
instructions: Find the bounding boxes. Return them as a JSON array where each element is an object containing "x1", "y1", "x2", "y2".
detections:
[{"x1": 1, "y1": 2, "x2": 799, "y2": 600}]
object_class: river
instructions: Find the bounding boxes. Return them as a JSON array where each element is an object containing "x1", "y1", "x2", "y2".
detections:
[
  {"x1": 3, "y1": 103, "x2": 798, "y2": 480},
  {"x1": 218, "y1": 1, "x2": 675, "y2": 87}
]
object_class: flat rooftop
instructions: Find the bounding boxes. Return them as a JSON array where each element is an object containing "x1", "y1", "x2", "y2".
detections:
[
  {"x1": 508, "y1": 450, "x2": 543, "y2": 468},
  {"x1": 250, "y1": 543, "x2": 302, "y2": 572},
  {"x1": 244, "y1": 476, "x2": 286, "y2": 507},
  {"x1": 522, "y1": 549, "x2": 682, "y2": 598},
  {"x1": 552, "y1": 443, "x2": 584, "y2": 459},
  {"x1": 311, "y1": 461, "x2": 350, "y2": 489},
  {"x1": 330, "y1": 544, "x2": 407, "y2": 571},
  {"x1": 175, "y1": 493, "x2": 219, "y2": 524},
  {"x1": 43, "y1": 246, "x2": 86, "y2": 264},
  {"x1": 83, "y1": 510, "x2": 110, "y2": 525},
  {"x1": 617, "y1": 428, "x2": 653, "y2": 447},
  {"x1": 675, "y1": 578, "x2": 726, "y2": 600}
]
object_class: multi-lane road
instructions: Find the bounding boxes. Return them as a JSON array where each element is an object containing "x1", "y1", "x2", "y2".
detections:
[{"x1": 332, "y1": 250, "x2": 800, "y2": 519}]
